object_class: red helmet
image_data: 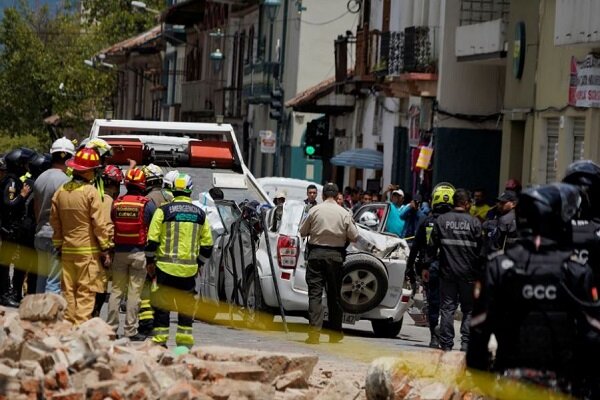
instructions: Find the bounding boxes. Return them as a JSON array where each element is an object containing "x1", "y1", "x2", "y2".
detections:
[
  {"x1": 66, "y1": 148, "x2": 101, "y2": 171},
  {"x1": 505, "y1": 178, "x2": 522, "y2": 193},
  {"x1": 124, "y1": 167, "x2": 146, "y2": 190},
  {"x1": 102, "y1": 165, "x2": 123, "y2": 186}
]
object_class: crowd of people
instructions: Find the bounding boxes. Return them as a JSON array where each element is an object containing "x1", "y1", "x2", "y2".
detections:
[{"x1": 0, "y1": 138, "x2": 213, "y2": 348}]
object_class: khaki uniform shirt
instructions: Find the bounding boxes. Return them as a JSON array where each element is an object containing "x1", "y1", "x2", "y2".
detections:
[{"x1": 299, "y1": 199, "x2": 359, "y2": 247}]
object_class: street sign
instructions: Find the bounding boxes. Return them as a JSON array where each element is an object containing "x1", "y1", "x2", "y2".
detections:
[{"x1": 260, "y1": 130, "x2": 277, "y2": 154}]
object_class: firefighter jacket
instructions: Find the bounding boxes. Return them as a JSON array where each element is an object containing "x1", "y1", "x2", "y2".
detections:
[
  {"x1": 112, "y1": 194, "x2": 155, "y2": 250},
  {"x1": 467, "y1": 240, "x2": 596, "y2": 386},
  {"x1": 50, "y1": 179, "x2": 114, "y2": 259},
  {"x1": 428, "y1": 209, "x2": 483, "y2": 281},
  {"x1": 145, "y1": 196, "x2": 213, "y2": 278},
  {"x1": 0, "y1": 174, "x2": 28, "y2": 236}
]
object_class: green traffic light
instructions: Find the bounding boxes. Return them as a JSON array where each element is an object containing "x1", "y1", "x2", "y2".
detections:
[{"x1": 305, "y1": 145, "x2": 316, "y2": 156}]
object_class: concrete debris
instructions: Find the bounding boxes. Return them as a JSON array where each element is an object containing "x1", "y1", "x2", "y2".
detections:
[
  {"x1": 0, "y1": 298, "x2": 357, "y2": 400},
  {"x1": 365, "y1": 351, "x2": 469, "y2": 400}
]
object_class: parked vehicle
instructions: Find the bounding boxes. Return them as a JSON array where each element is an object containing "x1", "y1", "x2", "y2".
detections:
[
  {"x1": 257, "y1": 177, "x2": 322, "y2": 203},
  {"x1": 199, "y1": 199, "x2": 413, "y2": 338}
]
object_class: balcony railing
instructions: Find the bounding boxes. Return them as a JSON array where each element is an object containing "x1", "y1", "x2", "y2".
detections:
[{"x1": 459, "y1": 0, "x2": 509, "y2": 26}]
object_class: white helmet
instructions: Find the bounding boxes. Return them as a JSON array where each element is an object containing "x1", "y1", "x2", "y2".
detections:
[
  {"x1": 142, "y1": 163, "x2": 164, "y2": 187},
  {"x1": 163, "y1": 170, "x2": 179, "y2": 189},
  {"x1": 358, "y1": 211, "x2": 379, "y2": 228},
  {"x1": 50, "y1": 137, "x2": 75, "y2": 156}
]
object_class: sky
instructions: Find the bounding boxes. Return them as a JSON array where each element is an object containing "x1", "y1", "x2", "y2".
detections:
[{"x1": 0, "y1": 1, "x2": 63, "y2": 17}]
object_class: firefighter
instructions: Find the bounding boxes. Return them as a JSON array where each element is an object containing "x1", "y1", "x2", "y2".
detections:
[
  {"x1": 145, "y1": 173, "x2": 213, "y2": 348},
  {"x1": 107, "y1": 167, "x2": 155, "y2": 340},
  {"x1": 143, "y1": 164, "x2": 173, "y2": 207},
  {"x1": 50, "y1": 148, "x2": 114, "y2": 325},
  {"x1": 467, "y1": 183, "x2": 597, "y2": 397},
  {"x1": 33, "y1": 138, "x2": 75, "y2": 294},
  {"x1": 136, "y1": 164, "x2": 174, "y2": 336},
  {"x1": 91, "y1": 165, "x2": 124, "y2": 318},
  {"x1": 0, "y1": 148, "x2": 34, "y2": 306},
  {"x1": 406, "y1": 182, "x2": 455, "y2": 348}
]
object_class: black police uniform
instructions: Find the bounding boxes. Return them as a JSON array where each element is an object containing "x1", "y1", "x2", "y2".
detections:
[
  {"x1": 0, "y1": 172, "x2": 28, "y2": 304},
  {"x1": 468, "y1": 241, "x2": 595, "y2": 394},
  {"x1": 428, "y1": 209, "x2": 482, "y2": 351}
]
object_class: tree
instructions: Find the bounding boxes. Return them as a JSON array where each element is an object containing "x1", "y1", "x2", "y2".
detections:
[{"x1": 0, "y1": 0, "x2": 163, "y2": 145}]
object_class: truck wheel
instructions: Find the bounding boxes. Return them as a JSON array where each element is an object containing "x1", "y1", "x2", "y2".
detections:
[
  {"x1": 340, "y1": 253, "x2": 388, "y2": 314},
  {"x1": 244, "y1": 269, "x2": 274, "y2": 328},
  {"x1": 371, "y1": 318, "x2": 403, "y2": 338}
]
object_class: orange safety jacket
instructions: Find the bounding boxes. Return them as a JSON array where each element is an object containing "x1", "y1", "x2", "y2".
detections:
[{"x1": 50, "y1": 179, "x2": 114, "y2": 259}]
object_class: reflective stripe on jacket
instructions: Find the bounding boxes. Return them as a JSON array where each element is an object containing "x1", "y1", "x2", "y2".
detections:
[
  {"x1": 113, "y1": 194, "x2": 150, "y2": 246},
  {"x1": 50, "y1": 179, "x2": 114, "y2": 258},
  {"x1": 145, "y1": 196, "x2": 213, "y2": 277}
]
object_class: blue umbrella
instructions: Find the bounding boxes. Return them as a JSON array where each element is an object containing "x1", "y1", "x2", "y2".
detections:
[{"x1": 330, "y1": 148, "x2": 384, "y2": 170}]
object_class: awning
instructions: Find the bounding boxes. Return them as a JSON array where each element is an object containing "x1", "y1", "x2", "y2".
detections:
[
  {"x1": 100, "y1": 25, "x2": 163, "y2": 57},
  {"x1": 330, "y1": 148, "x2": 383, "y2": 170}
]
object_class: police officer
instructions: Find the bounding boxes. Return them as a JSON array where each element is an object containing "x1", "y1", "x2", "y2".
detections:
[
  {"x1": 562, "y1": 160, "x2": 600, "y2": 276},
  {"x1": 428, "y1": 189, "x2": 482, "y2": 352},
  {"x1": 145, "y1": 173, "x2": 213, "y2": 348},
  {"x1": 467, "y1": 183, "x2": 596, "y2": 397},
  {"x1": 407, "y1": 182, "x2": 455, "y2": 348},
  {"x1": 299, "y1": 183, "x2": 359, "y2": 344},
  {"x1": 0, "y1": 148, "x2": 34, "y2": 306},
  {"x1": 107, "y1": 167, "x2": 156, "y2": 341},
  {"x1": 482, "y1": 190, "x2": 518, "y2": 254}
]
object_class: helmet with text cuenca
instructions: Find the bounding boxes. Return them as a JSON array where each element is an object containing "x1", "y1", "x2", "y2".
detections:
[{"x1": 66, "y1": 148, "x2": 102, "y2": 171}]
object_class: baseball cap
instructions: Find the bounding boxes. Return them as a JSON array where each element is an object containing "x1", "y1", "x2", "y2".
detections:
[
  {"x1": 497, "y1": 190, "x2": 518, "y2": 202},
  {"x1": 274, "y1": 191, "x2": 286, "y2": 199},
  {"x1": 392, "y1": 189, "x2": 404, "y2": 197}
]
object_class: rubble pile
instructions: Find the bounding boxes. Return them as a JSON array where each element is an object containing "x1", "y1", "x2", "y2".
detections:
[
  {"x1": 365, "y1": 350, "x2": 469, "y2": 400},
  {"x1": 0, "y1": 294, "x2": 361, "y2": 400}
]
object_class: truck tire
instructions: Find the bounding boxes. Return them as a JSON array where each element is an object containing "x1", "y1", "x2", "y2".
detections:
[
  {"x1": 243, "y1": 268, "x2": 275, "y2": 328},
  {"x1": 340, "y1": 253, "x2": 388, "y2": 314},
  {"x1": 371, "y1": 318, "x2": 403, "y2": 338}
]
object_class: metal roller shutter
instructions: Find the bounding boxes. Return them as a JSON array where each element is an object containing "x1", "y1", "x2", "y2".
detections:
[
  {"x1": 546, "y1": 118, "x2": 559, "y2": 183},
  {"x1": 572, "y1": 117, "x2": 585, "y2": 162}
]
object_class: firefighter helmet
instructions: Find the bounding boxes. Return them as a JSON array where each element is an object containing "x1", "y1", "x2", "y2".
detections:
[
  {"x1": 172, "y1": 173, "x2": 193, "y2": 194},
  {"x1": 163, "y1": 170, "x2": 179, "y2": 189},
  {"x1": 102, "y1": 165, "x2": 124, "y2": 186},
  {"x1": 142, "y1": 163, "x2": 164, "y2": 187},
  {"x1": 124, "y1": 167, "x2": 147, "y2": 190},
  {"x1": 50, "y1": 137, "x2": 75, "y2": 156},
  {"x1": 66, "y1": 148, "x2": 102, "y2": 171}
]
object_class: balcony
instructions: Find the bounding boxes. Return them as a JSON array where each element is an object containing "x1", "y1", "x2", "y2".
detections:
[
  {"x1": 455, "y1": 0, "x2": 509, "y2": 63},
  {"x1": 180, "y1": 80, "x2": 223, "y2": 118},
  {"x1": 555, "y1": 0, "x2": 600, "y2": 46}
]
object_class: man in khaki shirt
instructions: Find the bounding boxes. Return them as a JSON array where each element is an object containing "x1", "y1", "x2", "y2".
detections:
[{"x1": 299, "y1": 183, "x2": 358, "y2": 344}]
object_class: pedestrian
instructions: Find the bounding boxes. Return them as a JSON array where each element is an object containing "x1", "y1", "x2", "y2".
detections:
[
  {"x1": 504, "y1": 178, "x2": 522, "y2": 194},
  {"x1": 304, "y1": 184, "x2": 318, "y2": 208},
  {"x1": 299, "y1": 183, "x2": 358, "y2": 344},
  {"x1": 400, "y1": 193, "x2": 426, "y2": 238},
  {"x1": 383, "y1": 185, "x2": 408, "y2": 237},
  {"x1": 91, "y1": 165, "x2": 123, "y2": 318},
  {"x1": 33, "y1": 138, "x2": 75, "y2": 295},
  {"x1": 352, "y1": 190, "x2": 373, "y2": 214},
  {"x1": 50, "y1": 147, "x2": 114, "y2": 325},
  {"x1": 107, "y1": 167, "x2": 156, "y2": 340},
  {"x1": 271, "y1": 191, "x2": 286, "y2": 231},
  {"x1": 468, "y1": 183, "x2": 597, "y2": 397},
  {"x1": 428, "y1": 189, "x2": 482, "y2": 352},
  {"x1": 145, "y1": 173, "x2": 213, "y2": 348},
  {"x1": 335, "y1": 193, "x2": 345, "y2": 208},
  {"x1": 406, "y1": 183, "x2": 455, "y2": 348},
  {"x1": 0, "y1": 148, "x2": 34, "y2": 307},
  {"x1": 469, "y1": 188, "x2": 491, "y2": 223}
]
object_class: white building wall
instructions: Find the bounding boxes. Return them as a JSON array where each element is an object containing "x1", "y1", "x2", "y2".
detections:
[{"x1": 436, "y1": 0, "x2": 504, "y2": 129}]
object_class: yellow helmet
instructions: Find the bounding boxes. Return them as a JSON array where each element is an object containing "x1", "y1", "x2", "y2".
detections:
[{"x1": 432, "y1": 182, "x2": 455, "y2": 209}]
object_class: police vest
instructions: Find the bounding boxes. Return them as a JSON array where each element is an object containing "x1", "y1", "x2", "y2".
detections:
[
  {"x1": 113, "y1": 194, "x2": 150, "y2": 246},
  {"x1": 492, "y1": 249, "x2": 577, "y2": 374}
]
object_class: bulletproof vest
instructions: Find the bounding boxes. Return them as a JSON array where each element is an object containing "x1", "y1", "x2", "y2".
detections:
[
  {"x1": 572, "y1": 219, "x2": 600, "y2": 264},
  {"x1": 493, "y1": 247, "x2": 577, "y2": 374}
]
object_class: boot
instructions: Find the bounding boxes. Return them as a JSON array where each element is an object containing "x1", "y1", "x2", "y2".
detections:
[
  {"x1": 429, "y1": 326, "x2": 440, "y2": 348},
  {"x1": 1, "y1": 293, "x2": 19, "y2": 308}
]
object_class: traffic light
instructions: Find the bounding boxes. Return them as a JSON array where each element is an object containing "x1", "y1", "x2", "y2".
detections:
[
  {"x1": 304, "y1": 118, "x2": 329, "y2": 159},
  {"x1": 269, "y1": 88, "x2": 283, "y2": 121}
]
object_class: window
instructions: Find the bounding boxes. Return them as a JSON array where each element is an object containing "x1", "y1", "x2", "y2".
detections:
[
  {"x1": 572, "y1": 117, "x2": 585, "y2": 162},
  {"x1": 545, "y1": 118, "x2": 559, "y2": 183}
]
